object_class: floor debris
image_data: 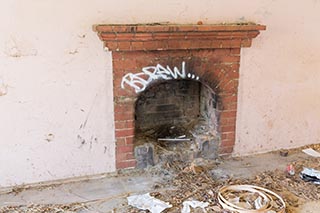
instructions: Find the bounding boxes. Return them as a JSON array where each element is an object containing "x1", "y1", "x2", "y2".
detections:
[
  {"x1": 302, "y1": 148, "x2": 320, "y2": 157},
  {"x1": 300, "y1": 168, "x2": 320, "y2": 184},
  {"x1": 181, "y1": 200, "x2": 209, "y2": 213},
  {"x1": 279, "y1": 149, "x2": 289, "y2": 157},
  {"x1": 0, "y1": 203, "x2": 86, "y2": 213},
  {"x1": 286, "y1": 164, "x2": 295, "y2": 176},
  {"x1": 140, "y1": 148, "x2": 320, "y2": 213},
  {"x1": 217, "y1": 185, "x2": 285, "y2": 213},
  {"x1": 127, "y1": 193, "x2": 172, "y2": 213},
  {"x1": 1, "y1": 145, "x2": 320, "y2": 212}
]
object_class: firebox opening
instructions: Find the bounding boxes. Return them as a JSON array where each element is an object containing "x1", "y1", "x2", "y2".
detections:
[{"x1": 134, "y1": 79, "x2": 220, "y2": 168}]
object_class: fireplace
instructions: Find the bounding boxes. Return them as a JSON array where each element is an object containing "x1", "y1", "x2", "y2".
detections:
[
  {"x1": 94, "y1": 23, "x2": 266, "y2": 169},
  {"x1": 134, "y1": 75, "x2": 220, "y2": 168}
]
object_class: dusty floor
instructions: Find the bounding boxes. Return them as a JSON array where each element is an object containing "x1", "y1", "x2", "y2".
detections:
[{"x1": 0, "y1": 146, "x2": 320, "y2": 212}]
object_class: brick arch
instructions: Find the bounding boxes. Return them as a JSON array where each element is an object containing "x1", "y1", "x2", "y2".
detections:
[{"x1": 94, "y1": 23, "x2": 266, "y2": 169}]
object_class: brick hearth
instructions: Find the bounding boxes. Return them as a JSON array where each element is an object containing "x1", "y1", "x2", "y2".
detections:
[{"x1": 94, "y1": 23, "x2": 266, "y2": 169}]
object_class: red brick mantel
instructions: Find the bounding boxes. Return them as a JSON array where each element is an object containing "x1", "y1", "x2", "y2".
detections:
[{"x1": 94, "y1": 23, "x2": 266, "y2": 169}]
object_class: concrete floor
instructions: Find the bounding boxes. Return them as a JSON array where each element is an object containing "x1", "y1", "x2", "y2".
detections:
[
  {"x1": 0, "y1": 173, "x2": 165, "y2": 212},
  {"x1": 0, "y1": 150, "x2": 319, "y2": 212}
]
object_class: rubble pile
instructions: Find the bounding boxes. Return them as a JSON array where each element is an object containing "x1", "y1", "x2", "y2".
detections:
[{"x1": 127, "y1": 152, "x2": 320, "y2": 212}]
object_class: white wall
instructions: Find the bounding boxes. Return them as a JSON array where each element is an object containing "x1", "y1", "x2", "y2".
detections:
[
  {"x1": 235, "y1": 1, "x2": 320, "y2": 154},
  {"x1": 0, "y1": 1, "x2": 117, "y2": 187},
  {"x1": 0, "y1": 0, "x2": 320, "y2": 186}
]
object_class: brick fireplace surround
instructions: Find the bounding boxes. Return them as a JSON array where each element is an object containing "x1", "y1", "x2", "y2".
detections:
[{"x1": 94, "y1": 23, "x2": 265, "y2": 169}]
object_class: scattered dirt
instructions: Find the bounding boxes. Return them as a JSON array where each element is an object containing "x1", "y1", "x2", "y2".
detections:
[
  {"x1": 125, "y1": 167, "x2": 318, "y2": 212},
  {"x1": 1, "y1": 144, "x2": 320, "y2": 212},
  {"x1": 124, "y1": 144, "x2": 320, "y2": 212},
  {"x1": 0, "y1": 203, "x2": 87, "y2": 213}
]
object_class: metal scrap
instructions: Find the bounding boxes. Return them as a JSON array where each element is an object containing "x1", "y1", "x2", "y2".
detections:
[{"x1": 157, "y1": 138, "x2": 191, "y2": 142}]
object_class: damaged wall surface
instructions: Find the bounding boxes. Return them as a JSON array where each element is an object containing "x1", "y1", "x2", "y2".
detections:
[{"x1": 1, "y1": 0, "x2": 320, "y2": 186}]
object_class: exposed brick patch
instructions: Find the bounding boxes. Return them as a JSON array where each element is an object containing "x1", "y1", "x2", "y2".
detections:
[
  {"x1": 115, "y1": 120, "x2": 134, "y2": 130},
  {"x1": 116, "y1": 160, "x2": 136, "y2": 169},
  {"x1": 94, "y1": 23, "x2": 265, "y2": 169},
  {"x1": 125, "y1": 136, "x2": 134, "y2": 145},
  {"x1": 111, "y1": 50, "x2": 240, "y2": 168},
  {"x1": 115, "y1": 128, "x2": 134, "y2": 138},
  {"x1": 116, "y1": 144, "x2": 134, "y2": 153},
  {"x1": 219, "y1": 146, "x2": 234, "y2": 155},
  {"x1": 114, "y1": 112, "x2": 134, "y2": 122}
]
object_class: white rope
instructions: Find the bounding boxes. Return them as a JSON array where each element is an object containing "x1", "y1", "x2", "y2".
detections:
[{"x1": 218, "y1": 184, "x2": 286, "y2": 213}]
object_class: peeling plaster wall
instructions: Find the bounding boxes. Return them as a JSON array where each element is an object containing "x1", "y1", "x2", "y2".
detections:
[{"x1": 0, "y1": 0, "x2": 320, "y2": 186}]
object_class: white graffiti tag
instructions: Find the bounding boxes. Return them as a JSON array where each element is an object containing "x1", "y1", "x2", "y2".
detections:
[{"x1": 121, "y1": 61, "x2": 200, "y2": 93}]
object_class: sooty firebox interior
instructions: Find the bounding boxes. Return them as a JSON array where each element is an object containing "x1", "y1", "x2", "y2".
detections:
[{"x1": 134, "y1": 79, "x2": 220, "y2": 168}]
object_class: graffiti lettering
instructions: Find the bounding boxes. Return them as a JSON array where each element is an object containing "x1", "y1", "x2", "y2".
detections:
[{"x1": 121, "y1": 62, "x2": 199, "y2": 93}]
